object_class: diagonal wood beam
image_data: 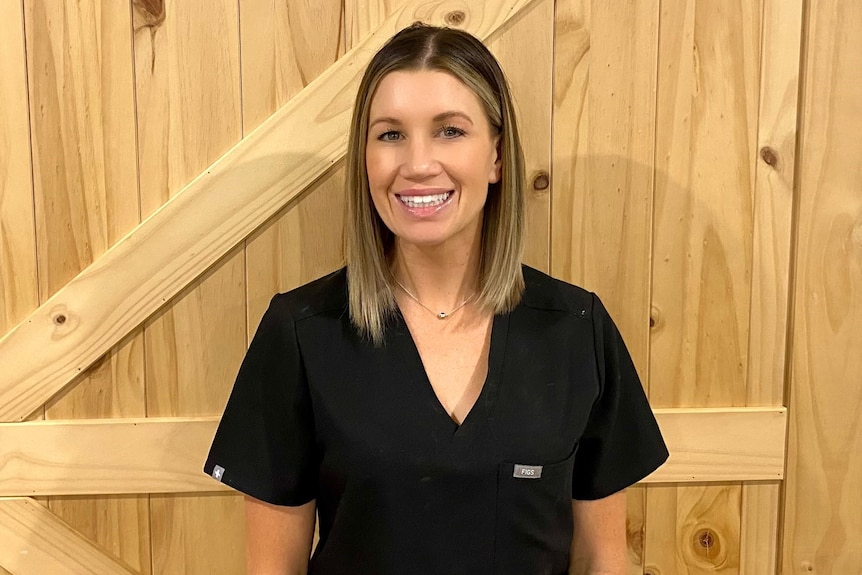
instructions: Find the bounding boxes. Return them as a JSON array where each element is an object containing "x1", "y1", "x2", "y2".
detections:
[
  {"x1": 0, "y1": 0, "x2": 540, "y2": 422},
  {"x1": 0, "y1": 497, "x2": 138, "y2": 574},
  {"x1": 0, "y1": 408, "x2": 786, "y2": 497}
]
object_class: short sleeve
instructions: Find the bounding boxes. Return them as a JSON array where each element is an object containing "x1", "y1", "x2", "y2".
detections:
[
  {"x1": 571, "y1": 294, "x2": 668, "y2": 500},
  {"x1": 203, "y1": 294, "x2": 317, "y2": 506}
]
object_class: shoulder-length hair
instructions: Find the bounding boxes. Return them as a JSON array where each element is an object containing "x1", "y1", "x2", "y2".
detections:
[{"x1": 344, "y1": 23, "x2": 526, "y2": 345}]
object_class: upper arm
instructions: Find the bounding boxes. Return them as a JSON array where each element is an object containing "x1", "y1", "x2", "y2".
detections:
[
  {"x1": 569, "y1": 490, "x2": 627, "y2": 575},
  {"x1": 246, "y1": 496, "x2": 316, "y2": 575}
]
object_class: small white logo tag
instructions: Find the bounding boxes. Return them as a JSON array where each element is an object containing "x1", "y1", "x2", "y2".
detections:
[
  {"x1": 513, "y1": 464, "x2": 543, "y2": 479},
  {"x1": 212, "y1": 465, "x2": 225, "y2": 482}
]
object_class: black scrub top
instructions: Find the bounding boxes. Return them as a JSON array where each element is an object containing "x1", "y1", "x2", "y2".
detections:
[{"x1": 204, "y1": 266, "x2": 668, "y2": 575}]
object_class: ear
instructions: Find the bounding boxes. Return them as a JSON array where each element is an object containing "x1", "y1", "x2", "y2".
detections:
[{"x1": 488, "y1": 135, "x2": 502, "y2": 184}]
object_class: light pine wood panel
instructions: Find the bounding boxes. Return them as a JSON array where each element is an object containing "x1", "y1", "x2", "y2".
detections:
[
  {"x1": 344, "y1": 0, "x2": 399, "y2": 47},
  {"x1": 649, "y1": 0, "x2": 760, "y2": 409},
  {"x1": 0, "y1": 409, "x2": 783, "y2": 497},
  {"x1": 0, "y1": 498, "x2": 136, "y2": 575},
  {"x1": 741, "y1": 0, "x2": 803, "y2": 572},
  {"x1": 0, "y1": 417, "x2": 228, "y2": 497},
  {"x1": 551, "y1": 0, "x2": 657, "y2": 375},
  {"x1": 488, "y1": 0, "x2": 553, "y2": 272},
  {"x1": 644, "y1": 485, "x2": 742, "y2": 574},
  {"x1": 22, "y1": 0, "x2": 150, "y2": 572},
  {"x1": 243, "y1": 0, "x2": 346, "y2": 331},
  {"x1": 0, "y1": 0, "x2": 37, "y2": 338},
  {"x1": 647, "y1": 1, "x2": 763, "y2": 573},
  {"x1": 783, "y1": 0, "x2": 862, "y2": 571},
  {"x1": 133, "y1": 0, "x2": 245, "y2": 573},
  {"x1": 551, "y1": 1, "x2": 658, "y2": 571},
  {"x1": 0, "y1": 0, "x2": 541, "y2": 425},
  {"x1": 26, "y1": 0, "x2": 139, "y2": 301},
  {"x1": 45, "y1": 331, "x2": 151, "y2": 575}
]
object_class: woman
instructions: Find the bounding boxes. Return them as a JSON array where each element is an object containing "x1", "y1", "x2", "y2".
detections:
[{"x1": 205, "y1": 23, "x2": 667, "y2": 575}]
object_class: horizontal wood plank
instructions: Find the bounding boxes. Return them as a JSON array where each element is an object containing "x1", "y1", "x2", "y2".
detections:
[
  {"x1": 650, "y1": 407, "x2": 786, "y2": 482},
  {"x1": 0, "y1": 408, "x2": 785, "y2": 496},
  {"x1": 0, "y1": 497, "x2": 136, "y2": 574},
  {"x1": 0, "y1": 0, "x2": 540, "y2": 423}
]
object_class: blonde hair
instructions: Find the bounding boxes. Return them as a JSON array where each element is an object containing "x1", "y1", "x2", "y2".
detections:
[{"x1": 344, "y1": 23, "x2": 526, "y2": 345}]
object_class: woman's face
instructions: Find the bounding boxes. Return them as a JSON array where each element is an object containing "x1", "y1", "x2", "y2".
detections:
[{"x1": 365, "y1": 69, "x2": 500, "y2": 252}]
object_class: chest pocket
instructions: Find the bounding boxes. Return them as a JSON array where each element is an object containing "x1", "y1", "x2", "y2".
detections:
[{"x1": 493, "y1": 446, "x2": 577, "y2": 575}]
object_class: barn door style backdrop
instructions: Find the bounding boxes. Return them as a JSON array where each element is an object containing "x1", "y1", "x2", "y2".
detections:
[{"x1": 0, "y1": 0, "x2": 859, "y2": 573}]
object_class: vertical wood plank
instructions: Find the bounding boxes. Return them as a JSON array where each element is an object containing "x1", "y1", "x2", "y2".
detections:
[
  {"x1": 133, "y1": 0, "x2": 246, "y2": 572},
  {"x1": 243, "y1": 0, "x2": 346, "y2": 329},
  {"x1": 647, "y1": 0, "x2": 762, "y2": 573},
  {"x1": 0, "y1": 0, "x2": 37, "y2": 339},
  {"x1": 23, "y1": 0, "x2": 150, "y2": 572},
  {"x1": 650, "y1": 0, "x2": 760, "y2": 409},
  {"x1": 552, "y1": 0, "x2": 658, "y2": 571},
  {"x1": 488, "y1": 0, "x2": 553, "y2": 273},
  {"x1": 742, "y1": 0, "x2": 804, "y2": 572},
  {"x1": 551, "y1": 0, "x2": 658, "y2": 374},
  {"x1": 644, "y1": 485, "x2": 742, "y2": 574},
  {"x1": 783, "y1": 0, "x2": 862, "y2": 571}
]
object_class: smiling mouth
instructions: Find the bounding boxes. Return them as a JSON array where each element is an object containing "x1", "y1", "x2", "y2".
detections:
[{"x1": 396, "y1": 191, "x2": 453, "y2": 209}]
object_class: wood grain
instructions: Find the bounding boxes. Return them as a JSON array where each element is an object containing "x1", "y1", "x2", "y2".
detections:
[
  {"x1": 0, "y1": 0, "x2": 541, "y2": 424},
  {"x1": 647, "y1": 1, "x2": 763, "y2": 573},
  {"x1": 133, "y1": 0, "x2": 245, "y2": 572},
  {"x1": 650, "y1": 0, "x2": 760, "y2": 409},
  {"x1": 0, "y1": 0, "x2": 38, "y2": 337},
  {"x1": 26, "y1": 0, "x2": 139, "y2": 302},
  {"x1": 22, "y1": 0, "x2": 150, "y2": 571},
  {"x1": 551, "y1": 1, "x2": 658, "y2": 571},
  {"x1": 741, "y1": 0, "x2": 803, "y2": 572},
  {"x1": 0, "y1": 498, "x2": 136, "y2": 575},
  {"x1": 487, "y1": 0, "x2": 553, "y2": 272},
  {"x1": 0, "y1": 409, "x2": 784, "y2": 497},
  {"x1": 551, "y1": 0, "x2": 658, "y2": 376},
  {"x1": 0, "y1": 417, "x2": 229, "y2": 497},
  {"x1": 242, "y1": 0, "x2": 346, "y2": 332},
  {"x1": 782, "y1": 0, "x2": 862, "y2": 571},
  {"x1": 645, "y1": 485, "x2": 742, "y2": 574}
]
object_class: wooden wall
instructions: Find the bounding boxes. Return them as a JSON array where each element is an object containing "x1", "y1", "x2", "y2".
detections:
[{"x1": 0, "y1": 0, "x2": 859, "y2": 573}]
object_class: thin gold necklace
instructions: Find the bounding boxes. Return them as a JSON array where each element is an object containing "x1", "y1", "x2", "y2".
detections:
[{"x1": 392, "y1": 277, "x2": 477, "y2": 320}]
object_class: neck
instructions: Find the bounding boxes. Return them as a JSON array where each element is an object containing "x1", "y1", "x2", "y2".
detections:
[{"x1": 391, "y1": 236, "x2": 482, "y2": 312}]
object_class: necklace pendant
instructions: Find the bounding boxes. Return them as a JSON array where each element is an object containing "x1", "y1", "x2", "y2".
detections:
[{"x1": 437, "y1": 312, "x2": 447, "y2": 319}]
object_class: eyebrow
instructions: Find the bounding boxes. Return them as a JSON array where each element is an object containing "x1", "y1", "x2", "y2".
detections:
[{"x1": 368, "y1": 111, "x2": 475, "y2": 130}]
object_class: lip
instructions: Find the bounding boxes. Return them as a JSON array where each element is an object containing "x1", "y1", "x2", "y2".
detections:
[{"x1": 393, "y1": 189, "x2": 455, "y2": 218}]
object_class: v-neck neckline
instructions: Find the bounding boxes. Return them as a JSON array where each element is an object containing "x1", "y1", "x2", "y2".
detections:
[{"x1": 393, "y1": 310, "x2": 510, "y2": 437}]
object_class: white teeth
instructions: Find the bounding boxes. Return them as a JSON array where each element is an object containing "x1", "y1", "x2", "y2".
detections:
[{"x1": 398, "y1": 192, "x2": 451, "y2": 208}]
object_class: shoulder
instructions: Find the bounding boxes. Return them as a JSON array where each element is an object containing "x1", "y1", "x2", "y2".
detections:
[
  {"x1": 270, "y1": 267, "x2": 348, "y2": 322},
  {"x1": 519, "y1": 265, "x2": 596, "y2": 317}
]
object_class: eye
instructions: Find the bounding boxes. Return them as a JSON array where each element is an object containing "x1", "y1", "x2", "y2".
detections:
[
  {"x1": 376, "y1": 130, "x2": 402, "y2": 142},
  {"x1": 440, "y1": 125, "x2": 466, "y2": 139}
]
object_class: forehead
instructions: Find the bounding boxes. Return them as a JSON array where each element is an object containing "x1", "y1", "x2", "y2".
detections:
[{"x1": 369, "y1": 69, "x2": 486, "y2": 118}]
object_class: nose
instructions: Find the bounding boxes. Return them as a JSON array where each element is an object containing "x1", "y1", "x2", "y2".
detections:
[{"x1": 399, "y1": 137, "x2": 441, "y2": 180}]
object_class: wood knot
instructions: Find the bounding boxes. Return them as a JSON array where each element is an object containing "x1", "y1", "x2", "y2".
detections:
[
  {"x1": 532, "y1": 171, "x2": 550, "y2": 191},
  {"x1": 649, "y1": 305, "x2": 662, "y2": 330},
  {"x1": 53, "y1": 314, "x2": 67, "y2": 326},
  {"x1": 697, "y1": 528, "x2": 716, "y2": 548},
  {"x1": 133, "y1": 0, "x2": 166, "y2": 28},
  {"x1": 759, "y1": 146, "x2": 779, "y2": 168},
  {"x1": 445, "y1": 10, "x2": 466, "y2": 26}
]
